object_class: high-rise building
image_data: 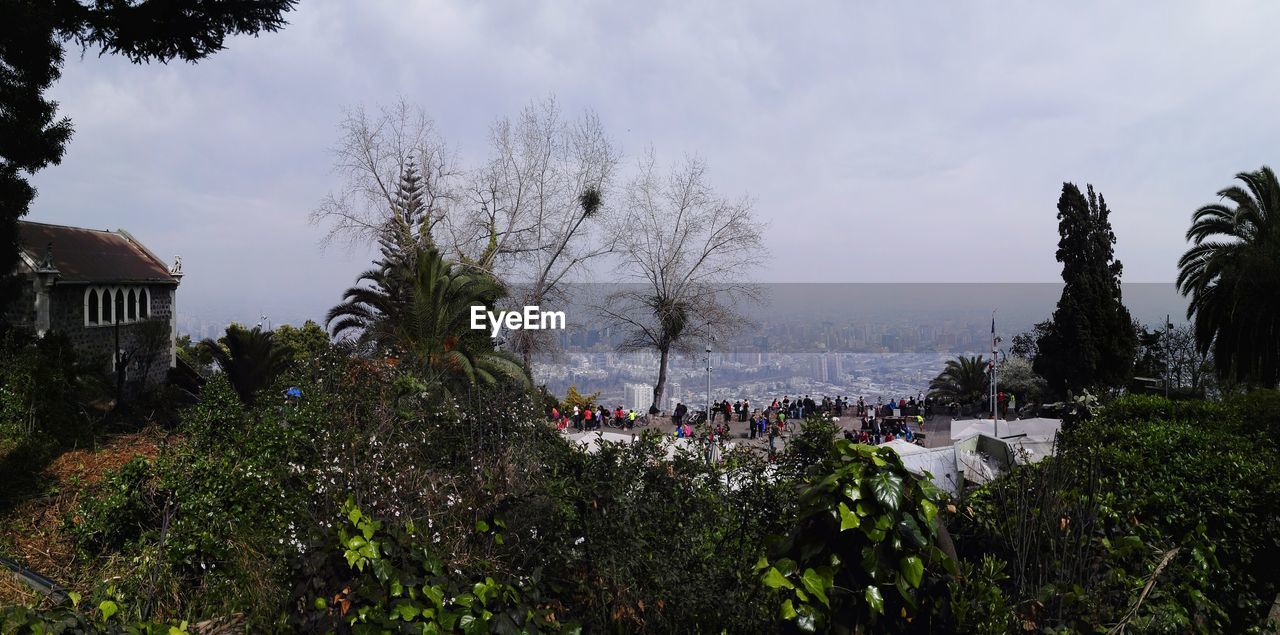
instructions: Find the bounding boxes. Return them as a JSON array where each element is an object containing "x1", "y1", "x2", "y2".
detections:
[
  {"x1": 668, "y1": 382, "x2": 682, "y2": 403},
  {"x1": 813, "y1": 354, "x2": 829, "y2": 382},
  {"x1": 624, "y1": 383, "x2": 650, "y2": 412}
]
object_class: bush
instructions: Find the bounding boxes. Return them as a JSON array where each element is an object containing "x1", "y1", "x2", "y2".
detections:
[
  {"x1": 291, "y1": 497, "x2": 568, "y2": 633},
  {"x1": 759, "y1": 440, "x2": 956, "y2": 633},
  {"x1": 0, "y1": 329, "x2": 99, "y2": 444},
  {"x1": 958, "y1": 394, "x2": 1280, "y2": 632}
]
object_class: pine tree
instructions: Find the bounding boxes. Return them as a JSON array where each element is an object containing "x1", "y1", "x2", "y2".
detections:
[
  {"x1": 1034, "y1": 183, "x2": 1137, "y2": 395},
  {"x1": 383, "y1": 159, "x2": 431, "y2": 259}
]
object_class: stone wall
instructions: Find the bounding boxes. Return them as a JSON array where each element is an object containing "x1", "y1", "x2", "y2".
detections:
[
  {"x1": 1, "y1": 273, "x2": 38, "y2": 328},
  {"x1": 48, "y1": 283, "x2": 177, "y2": 391}
]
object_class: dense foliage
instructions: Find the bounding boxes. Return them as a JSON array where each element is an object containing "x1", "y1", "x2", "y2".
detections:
[
  {"x1": 1035, "y1": 182, "x2": 1137, "y2": 396},
  {"x1": 927, "y1": 355, "x2": 989, "y2": 407},
  {"x1": 1177, "y1": 166, "x2": 1280, "y2": 388},
  {"x1": 956, "y1": 393, "x2": 1280, "y2": 632},
  {"x1": 760, "y1": 441, "x2": 955, "y2": 633}
]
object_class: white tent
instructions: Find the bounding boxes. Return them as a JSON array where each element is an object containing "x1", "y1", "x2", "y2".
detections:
[
  {"x1": 878, "y1": 438, "x2": 929, "y2": 456},
  {"x1": 563, "y1": 430, "x2": 734, "y2": 460},
  {"x1": 565, "y1": 431, "x2": 637, "y2": 453},
  {"x1": 879, "y1": 440, "x2": 962, "y2": 497},
  {"x1": 950, "y1": 417, "x2": 1062, "y2": 443}
]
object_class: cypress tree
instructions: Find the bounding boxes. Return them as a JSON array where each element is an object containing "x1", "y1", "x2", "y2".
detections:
[{"x1": 1034, "y1": 183, "x2": 1137, "y2": 395}]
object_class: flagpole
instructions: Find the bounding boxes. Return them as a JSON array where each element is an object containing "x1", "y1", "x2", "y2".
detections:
[{"x1": 991, "y1": 310, "x2": 998, "y2": 438}]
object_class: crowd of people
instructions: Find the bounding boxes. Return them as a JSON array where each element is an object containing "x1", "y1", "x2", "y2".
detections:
[
  {"x1": 547, "y1": 392, "x2": 934, "y2": 458},
  {"x1": 548, "y1": 404, "x2": 642, "y2": 431}
]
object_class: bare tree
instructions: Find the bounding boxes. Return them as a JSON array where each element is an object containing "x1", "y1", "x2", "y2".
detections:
[
  {"x1": 601, "y1": 152, "x2": 766, "y2": 413},
  {"x1": 1166, "y1": 323, "x2": 1214, "y2": 396},
  {"x1": 450, "y1": 99, "x2": 620, "y2": 363},
  {"x1": 311, "y1": 99, "x2": 460, "y2": 251},
  {"x1": 312, "y1": 97, "x2": 619, "y2": 365}
]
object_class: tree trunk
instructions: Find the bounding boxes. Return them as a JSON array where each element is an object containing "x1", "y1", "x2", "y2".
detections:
[{"x1": 651, "y1": 345, "x2": 670, "y2": 414}]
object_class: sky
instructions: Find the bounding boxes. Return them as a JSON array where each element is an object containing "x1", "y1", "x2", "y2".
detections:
[{"x1": 27, "y1": 1, "x2": 1280, "y2": 325}]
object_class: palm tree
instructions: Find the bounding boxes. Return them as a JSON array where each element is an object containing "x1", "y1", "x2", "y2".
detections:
[
  {"x1": 928, "y1": 355, "x2": 989, "y2": 406},
  {"x1": 1177, "y1": 166, "x2": 1280, "y2": 388},
  {"x1": 200, "y1": 325, "x2": 293, "y2": 405},
  {"x1": 327, "y1": 244, "x2": 529, "y2": 398}
]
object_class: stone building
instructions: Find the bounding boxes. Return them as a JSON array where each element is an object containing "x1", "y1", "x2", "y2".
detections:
[{"x1": 8, "y1": 220, "x2": 183, "y2": 391}]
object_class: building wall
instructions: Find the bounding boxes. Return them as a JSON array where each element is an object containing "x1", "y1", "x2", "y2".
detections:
[
  {"x1": 48, "y1": 283, "x2": 177, "y2": 390},
  {"x1": 1, "y1": 275, "x2": 37, "y2": 327}
]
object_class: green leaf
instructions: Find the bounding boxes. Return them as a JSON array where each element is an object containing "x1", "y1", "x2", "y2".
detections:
[
  {"x1": 780, "y1": 598, "x2": 797, "y2": 620},
  {"x1": 864, "y1": 585, "x2": 885, "y2": 616},
  {"x1": 99, "y1": 600, "x2": 118, "y2": 622},
  {"x1": 919, "y1": 498, "x2": 938, "y2": 525},
  {"x1": 475, "y1": 519, "x2": 490, "y2": 533},
  {"x1": 395, "y1": 602, "x2": 421, "y2": 621},
  {"x1": 870, "y1": 472, "x2": 904, "y2": 511},
  {"x1": 775, "y1": 558, "x2": 799, "y2": 577},
  {"x1": 762, "y1": 566, "x2": 795, "y2": 590},
  {"x1": 838, "y1": 502, "x2": 860, "y2": 531},
  {"x1": 801, "y1": 568, "x2": 831, "y2": 608},
  {"x1": 900, "y1": 555, "x2": 924, "y2": 588},
  {"x1": 68, "y1": 591, "x2": 81, "y2": 608},
  {"x1": 842, "y1": 483, "x2": 862, "y2": 502},
  {"x1": 754, "y1": 555, "x2": 770, "y2": 571}
]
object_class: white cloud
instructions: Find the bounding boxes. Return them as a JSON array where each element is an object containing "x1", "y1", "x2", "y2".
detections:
[{"x1": 25, "y1": 0, "x2": 1280, "y2": 322}]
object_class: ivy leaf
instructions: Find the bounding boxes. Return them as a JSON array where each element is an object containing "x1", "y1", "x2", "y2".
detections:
[
  {"x1": 865, "y1": 585, "x2": 885, "y2": 616},
  {"x1": 870, "y1": 472, "x2": 904, "y2": 511},
  {"x1": 900, "y1": 555, "x2": 924, "y2": 588},
  {"x1": 801, "y1": 568, "x2": 832, "y2": 608},
  {"x1": 99, "y1": 600, "x2": 118, "y2": 622},
  {"x1": 838, "y1": 502, "x2": 860, "y2": 531},
  {"x1": 842, "y1": 483, "x2": 862, "y2": 503},
  {"x1": 394, "y1": 602, "x2": 421, "y2": 621},
  {"x1": 775, "y1": 558, "x2": 799, "y2": 577},
  {"x1": 762, "y1": 566, "x2": 796, "y2": 590},
  {"x1": 780, "y1": 598, "x2": 797, "y2": 620},
  {"x1": 919, "y1": 498, "x2": 937, "y2": 525}
]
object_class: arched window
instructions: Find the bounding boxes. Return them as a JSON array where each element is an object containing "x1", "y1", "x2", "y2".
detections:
[
  {"x1": 84, "y1": 285, "x2": 156, "y2": 326},
  {"x1": 86, "y1": 289, "x2": 99, "y2": 325}
]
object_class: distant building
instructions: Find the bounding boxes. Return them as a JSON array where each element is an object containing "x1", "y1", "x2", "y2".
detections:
[
  {"x1": 7, "y1": 221, "x2": 183, "y2": 391},
  {"x1": 624, "y1": 383, "x2": 650, "y2": 412},
  {"x1": 812, "y1": 354, "x2": 829, "y2": 382}
]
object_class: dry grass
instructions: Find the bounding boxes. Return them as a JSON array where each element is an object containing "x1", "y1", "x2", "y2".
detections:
[{"x1": 0, "y1": 427, "x2": 174, "y2": 608}]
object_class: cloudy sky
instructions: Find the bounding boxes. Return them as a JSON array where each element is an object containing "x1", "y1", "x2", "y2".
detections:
[{"x1": 28, "y1": 1, "x2": 1280, "y2": 325}]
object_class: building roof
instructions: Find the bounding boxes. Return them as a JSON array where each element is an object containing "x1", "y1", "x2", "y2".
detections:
[{"x1": 17, "y1": 221, "x2": 178, "y2": 284}]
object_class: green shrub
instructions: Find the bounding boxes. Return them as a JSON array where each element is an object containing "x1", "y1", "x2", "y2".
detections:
[
  {"x1": 292, "y1": 498, "x2": 569, "y2": 633},
  {"x1": 948, "y1": 555, "x2": 1016, "y2": 635},
  {"x1": 959, "y1": 394, "x2": 1280, "y2": 632},
  {"x1": 759, "y1": 440, "x2": 955, "y2": 633}
]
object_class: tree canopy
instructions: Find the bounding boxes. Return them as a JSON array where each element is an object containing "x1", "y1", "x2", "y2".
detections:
[
  {"x1": 1034, "y1": 183, "x2": 1136, "y2": 395},
  {"x1": 1177, "y1": 166, "x2": 1280, "y2": 388}
]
